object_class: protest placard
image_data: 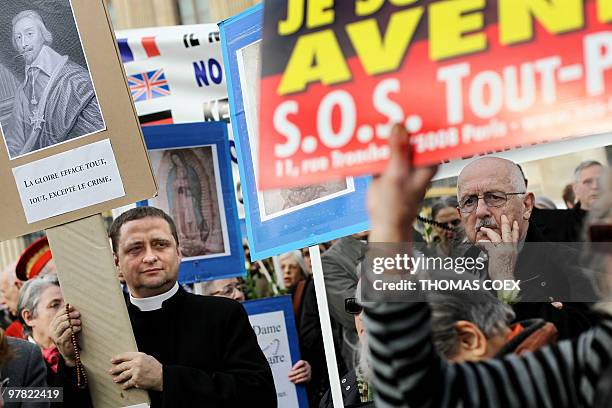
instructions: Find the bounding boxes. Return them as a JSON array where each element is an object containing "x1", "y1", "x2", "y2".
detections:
[
  {"x1": 0, "y1": 0, "x2": 156, "y2": 240},
  {"x1": 0, "y1": 1, "x2": 155, "y2": 406},
  {"x1": 140, "y1": 122, "x2": 244, "y2": 283},
  {"x1": 259, "y1": 0, "x2": 612, "y2": 189},
  {"x1": 243, "y1": 295, "x2": 308, "y2": 408},
  {"x1": 116, "y1": 23, "x2": 228, "y2": 125},
  {"x1": 220, "y1": 5, "x2": 370, "y2": 261}
]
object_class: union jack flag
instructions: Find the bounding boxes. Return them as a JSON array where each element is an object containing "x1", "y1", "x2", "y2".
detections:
[{"x1": 128, "y1": 69, "x2": 171, "y2": 102}]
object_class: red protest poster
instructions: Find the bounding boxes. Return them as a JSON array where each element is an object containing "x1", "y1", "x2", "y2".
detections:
[{"x1": 259, "y1": 0, "x2": 612, "y2": 189}]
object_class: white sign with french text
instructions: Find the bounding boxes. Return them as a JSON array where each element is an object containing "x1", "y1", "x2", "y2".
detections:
[
  {"x1": 13, "y1": 139, "x2": 125, "y2": 223},
  {"x1": 248, "y1": 310, "x2": 300, "y2": 408}
]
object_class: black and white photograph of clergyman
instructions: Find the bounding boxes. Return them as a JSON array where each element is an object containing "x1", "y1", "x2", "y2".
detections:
[
  {"x1": 147, "y1": 146, "x2": 230, "y2": 260},
  {"x1": 0, "y1": 1, "x2": 105, "y2": 159}
]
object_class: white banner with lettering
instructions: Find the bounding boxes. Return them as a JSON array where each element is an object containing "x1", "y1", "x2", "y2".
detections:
[{"x1": 115, "y1": 24, "x2": 245, "y2": 218}]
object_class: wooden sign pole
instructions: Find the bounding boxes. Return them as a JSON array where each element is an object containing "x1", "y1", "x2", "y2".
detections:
[{"x1": 46, "y1": 214, "x2": 150, "y2": 407}]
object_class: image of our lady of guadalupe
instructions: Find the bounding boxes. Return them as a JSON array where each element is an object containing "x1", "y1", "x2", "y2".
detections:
[{"x1": 167, "y1": 151, "x2": 210, "y2": 256}]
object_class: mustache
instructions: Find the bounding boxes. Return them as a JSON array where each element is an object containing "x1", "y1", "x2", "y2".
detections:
[
  {"x1": 475, "y1": 218, "x2": 497, "y2": 231},
  {"x1": 16, "y1": 46, "x2": 34, "y2": 56},
  {"x1": 13, "y1": 49, "x2": 33, "y2": 61}
]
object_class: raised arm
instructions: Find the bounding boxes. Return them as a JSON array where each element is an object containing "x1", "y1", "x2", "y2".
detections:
[{"x1": 362, "y1": 124, "x2": 612, "y2": 408}]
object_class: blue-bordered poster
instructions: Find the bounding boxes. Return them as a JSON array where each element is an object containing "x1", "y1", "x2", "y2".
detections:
[
  {"x1": 243, "y1": 295, "x2": 308, "y2": 408},
  {"x1": 140, "y1": 122, "x2": 244, "y2": 283},
  {"x1": 219, "y1": 5, "x2": 370, "y2": 261}
]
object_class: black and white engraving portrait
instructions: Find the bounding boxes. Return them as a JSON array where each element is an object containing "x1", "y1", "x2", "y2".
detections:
[
  {"x1": 0, "y1": 1, "x2": 105, "y2": 159},
  {"x1": 236, "y1": 40, "x2": 355, "y2": 221},
  {"x1": 148, "y1": 147, "x2": 230, "y2": 260}
]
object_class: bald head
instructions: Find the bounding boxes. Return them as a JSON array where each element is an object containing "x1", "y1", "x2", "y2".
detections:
[
  {"x1": 457, "y1": 157, "x2": 534, "y2": 244},
  {"x1": 458, "y1": 158, "x2": 527, "y2": 196}
]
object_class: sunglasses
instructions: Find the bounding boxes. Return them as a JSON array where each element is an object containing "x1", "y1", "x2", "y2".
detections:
[
  {"x1": 589, "y1": 224, "x2": 612, "y2": 253},
  {"x1": 443, "y1": 219, "x2": 461, "y2": 228},
  {"x1": 345, "y1": 297, "x2": 363, "y2": 315}
]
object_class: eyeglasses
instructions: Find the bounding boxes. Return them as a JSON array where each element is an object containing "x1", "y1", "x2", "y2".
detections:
[
  {"x1": 459, "y1": 191, "x2": 525, "y2": 213},
  {"x1": 345, "y1": 297, "x2": 363, "y2": 315},
  {"x1": 211, "y1": 283, "x2": 244, "y2": 297},
  {"x1": 589, "y1": 224, "x2": 612, "y2": 253}
]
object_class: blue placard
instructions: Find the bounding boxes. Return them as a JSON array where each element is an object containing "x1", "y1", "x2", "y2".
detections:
[
  {"x1": 140, "y1": 122, "x2": 244, "y2": 283},
  {"x1": 243, "y1": 295, "x2": 308, "y2": 408},
  {"x1": 219, "y1": 5, "x2": 370, "y2": 261}
]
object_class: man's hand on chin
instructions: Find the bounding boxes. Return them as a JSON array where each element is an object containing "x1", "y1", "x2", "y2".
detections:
[
  {"x1": 477, "y1": 214, "x2": 520, "y2": 281},
  {"x1": 109, "y1": 352, "x2": 163, "y2": 391}
]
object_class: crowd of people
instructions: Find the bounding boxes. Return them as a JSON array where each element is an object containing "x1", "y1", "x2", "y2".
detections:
[
  {"x1": 194, "y1": 146, "x2": 609, "y2": 408},
  {"x1": 362, "y1": 125, "x2": 612, "y2": 408},
  {"x1": 0, "y1": 131, "x2": 609, "y2": 407}
]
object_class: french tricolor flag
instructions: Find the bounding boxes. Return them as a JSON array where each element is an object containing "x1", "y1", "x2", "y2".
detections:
[{"x1": 118, "y1": 37, "x2": 160, "y2": 63}]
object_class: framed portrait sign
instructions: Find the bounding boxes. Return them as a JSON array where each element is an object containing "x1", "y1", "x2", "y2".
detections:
[
  {"x1": 220, "y1": 5, "x2": 370, "y2": 261},
  {"x1": 0, "y1": 0, "x2": 156, "y2": 241},
  {"x1": 140, "y1": 122, "x2": 244, "y2": 284},
  {"x1": 243, "y1": 295, "x2": 308, "y2": 408}
]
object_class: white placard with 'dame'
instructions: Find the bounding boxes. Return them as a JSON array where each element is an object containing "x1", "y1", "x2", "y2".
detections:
[
  {"x1": 13, "y1": 139, "x2": 125, "y2": 223},
  {"x1": 248, "y1": 310, "x2": 300, "y2": 407}
]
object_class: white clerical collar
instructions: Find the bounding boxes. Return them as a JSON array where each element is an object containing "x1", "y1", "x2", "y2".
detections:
[
  {"x1": 129, "y1": 283, "x2": 179, "y2": 311},
  {"x1": 25, "y1": 45, "x2": 65, "y2": 77}
]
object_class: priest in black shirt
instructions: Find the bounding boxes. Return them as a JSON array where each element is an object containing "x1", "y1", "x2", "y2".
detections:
[{"x1": 50, "y1": 206, "x2": 276, "y2": 407}]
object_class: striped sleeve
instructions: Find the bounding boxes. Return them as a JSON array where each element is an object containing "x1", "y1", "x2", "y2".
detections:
[{"x1": 363, "y1": 302, "x2": 612, "y2": 408}]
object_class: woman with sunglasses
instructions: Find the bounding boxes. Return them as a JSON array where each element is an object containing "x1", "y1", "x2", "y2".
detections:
[
  {"x1": 429, "y1": 197, "x2": 464, "y2": 257},
  {"x1": 320, "y1": 292, "x2": 374, "y2": 408}
]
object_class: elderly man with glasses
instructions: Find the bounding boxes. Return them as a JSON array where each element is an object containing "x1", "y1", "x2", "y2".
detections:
[
  {"x1": 198, "y1": 278, "x2": 246, "y2": 302},
  {"x1": 457, "y1": 157, "x2": 596, "y2": 339}
]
